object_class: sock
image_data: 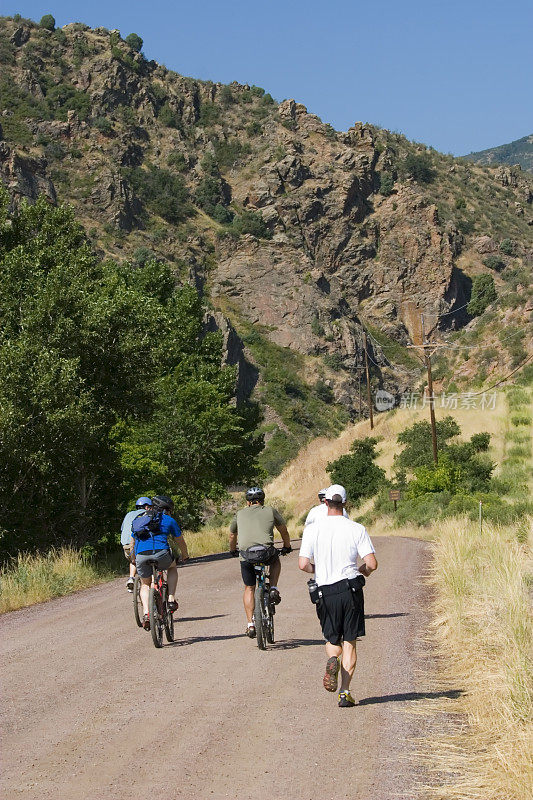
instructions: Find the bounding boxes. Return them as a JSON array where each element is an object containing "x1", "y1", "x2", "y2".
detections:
[{"x1": 247, "y1": 621, "x2": 255, "y2": 628}]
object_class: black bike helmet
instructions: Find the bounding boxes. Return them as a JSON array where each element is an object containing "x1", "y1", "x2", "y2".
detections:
[
  {"x1": 152, "y1": 494, "x2": 174, "y2": 512},
  {"x1": 245, "y1": 486, "x2": 265, "y2": 503}
]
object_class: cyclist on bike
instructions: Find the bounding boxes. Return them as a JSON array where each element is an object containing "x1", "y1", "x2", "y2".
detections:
[
  {"x1": 229, "y1": 487, "x2": 292, "y2": 638},
  {"x1": 131, "y1": 494, "x2": 189, "y2": 630},
  {"x1": 121, "y1": 496, "x2": 152, "y2": 592},
  {"x1": 304, "y1": 486, "x2": 348, "y2": 529}
]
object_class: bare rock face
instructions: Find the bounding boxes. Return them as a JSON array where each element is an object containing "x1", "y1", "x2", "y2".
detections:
[
  {"x1": 203, "y1": 312, "x2": 259, "y2": 404},
  {"x1": 0, "y1": 143, "x2": 56, "y2": 207},
  {"x1": 90, "y1": 169, "x2": 140, "y2": 230}
]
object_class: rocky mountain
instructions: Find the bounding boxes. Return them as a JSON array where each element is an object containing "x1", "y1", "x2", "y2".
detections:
[
  {"x1": 1, "y1": 16, "x2": 532, "y2": 474},
  {"x1": 464, "y1": 134, "x2": 533, "y2": 174}
]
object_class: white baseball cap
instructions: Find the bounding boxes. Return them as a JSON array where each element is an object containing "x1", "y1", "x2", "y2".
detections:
[
  {"x1": 317, "y1": 488, "x2": 327, "y2": 498},
  {"x1": 324, "y1": 484, "x2": 347, "y2": 503}
]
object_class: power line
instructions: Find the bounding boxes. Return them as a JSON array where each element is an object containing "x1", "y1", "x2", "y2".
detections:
[{"x1": 462, "y1": 353, "x2": 533, "y2": 396}]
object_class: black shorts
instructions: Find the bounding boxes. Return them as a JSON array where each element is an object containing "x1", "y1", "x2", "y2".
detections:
[
  {"x1": 316, "y1": 579, "x2": 365, "y2": 645},
  {"x1": 240, "y1": 553, "x2": 280, "y2": 587}
]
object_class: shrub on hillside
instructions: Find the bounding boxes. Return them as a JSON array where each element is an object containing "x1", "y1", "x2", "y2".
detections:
[
  {"x1": 327, "y1": 437, "x2": 386, "y2": 507},
  {"x1": 124, "y1": 165, "x2": 193, "y2": 224},
  {"x1": 403, "y1": 152, "x2": 436, "y2": 183},
  {"x1": 379, "y1": 172, "x2": 395, "y2": 196},
  {"x1": 125, "y1": 33, "x2": 143, "y2": 52},
  {"x1": 231, "y1": 210, "x2": 271, "y2": 238},
  {"x1": 39, "y1": 14, "x2": 55, "y2": 31},
  {"x1": 158, "y1": 103, "x2": 179, "y2": 128},
  {"x1": 467, "y1": 274, "x2": 496, "y2": 316},
  {"x1": 482, "y1": 255, "x2": 505, "y2": 272},
  {"x1": 500, "y1": 238, "x2": 515, "y2": 255},
  {"x1": 395, "y1": 416, "x2": 460, "y2": 470}
]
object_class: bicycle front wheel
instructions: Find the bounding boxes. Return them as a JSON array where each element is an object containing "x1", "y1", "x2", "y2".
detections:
[
  {"x1": 265, "y1": 597, "x2": 275, "y2": 644},
  {"x1": 149, "y1": 586, "x2": 163, "y2": 648},
  {"x1": 254, "y1": 585, "x2": 266, "y2": 650},
  {"x1": 133, "y1": 576, "x2": 143, "y2": 628}
]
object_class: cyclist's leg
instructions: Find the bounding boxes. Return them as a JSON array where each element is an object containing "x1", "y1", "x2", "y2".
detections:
[
  {"x1": 269, "y1": 555, "x2": 281, "y2": 586},
  {"x1": 240, "y1": 561, "x2": 256, "y2": 623},
  {"x1": 139, "y1": 578, "x2": 151, "y2": 615},
  {"x1": 166, "y1": 563, "x2": 178, "y2": 602}
]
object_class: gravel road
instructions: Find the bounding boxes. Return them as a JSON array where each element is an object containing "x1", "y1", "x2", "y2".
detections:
[{"x1": 1, "y1": 536, "x2": 432, "y2": 800}]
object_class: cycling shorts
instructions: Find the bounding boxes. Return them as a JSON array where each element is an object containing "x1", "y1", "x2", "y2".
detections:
[
  {"x1": 135, "y1": 549, "x2": 174, "y2": 578},
  {"x1": 240, "y1": 552, "x2": 279, "y2": 586}
]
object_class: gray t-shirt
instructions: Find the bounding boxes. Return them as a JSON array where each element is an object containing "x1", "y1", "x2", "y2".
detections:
[{"x1": 230, "y1": 504, "x2": 285, "y2": 558}]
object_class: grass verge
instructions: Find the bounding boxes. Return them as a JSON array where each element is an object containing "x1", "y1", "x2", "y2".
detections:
[
  {"x1": 0, "y1": 547, "x2": 119, "y2": 614},
  {"x1": 423, "y1": 516, "x2": 532, "y2": 799}
]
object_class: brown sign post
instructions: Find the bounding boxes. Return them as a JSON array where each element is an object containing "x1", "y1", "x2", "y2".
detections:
[{"x1": 389, "y1": 489, "x2": 401, "y2": 511}]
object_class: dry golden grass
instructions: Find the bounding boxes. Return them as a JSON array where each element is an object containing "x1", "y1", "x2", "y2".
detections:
[
  {"x1": 265, "y1": 392, "x2": 507, "y2": 521},
  {"x1": 0, "y1": 548, "x2": 113, "y2": 614},
  {"x1": 421, "y1": 516, "x2": 533, "y2": 799}
]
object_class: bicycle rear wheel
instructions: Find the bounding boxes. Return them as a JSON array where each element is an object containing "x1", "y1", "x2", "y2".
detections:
[
  {"x1": 162, "y1": 584, "x2": 174, "y2": 642},
  {"x1": 133, "y1": 576, "x2": 143, "y2": 628},
  {"x1": 254, "y1": 584, "x2": 266, "y2": 650},
  {"x1": 149, "y1": 586, "x2": 163, "y2": 648}
]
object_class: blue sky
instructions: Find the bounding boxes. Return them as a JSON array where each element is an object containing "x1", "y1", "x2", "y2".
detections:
[{"x1": 2, "y1": 0, "x2": 531, "y2": 155}]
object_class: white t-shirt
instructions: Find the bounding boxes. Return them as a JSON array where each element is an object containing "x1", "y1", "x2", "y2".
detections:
[
  {"x1": 304, "y1": 502, "x2": 348, "y2": 528},
  {"x1": 299, "y1": 515, "x2": 375, "y2": 587}
]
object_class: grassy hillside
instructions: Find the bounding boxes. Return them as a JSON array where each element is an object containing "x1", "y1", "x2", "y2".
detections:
[{"x1": 464, "y1": 133, "x2": 533, "y2": 173}]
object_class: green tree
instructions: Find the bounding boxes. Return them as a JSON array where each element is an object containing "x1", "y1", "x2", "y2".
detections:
[
  {"x1": 39, "y1": 14, "x2": 56, "y2": 31},
  {"x1": 327, "y1": 437, "x2": 386, "y2": 506},
  {"x1": 403, "y1": 152, "x2": 435, "y2": 183},
  {"x1": 125, "y1": 33, "x2": 143, "y2": 52},
  {"x1": 395, "y1": 416, "x2": 460, "y2": 470},
  {"x1": 379, "y1": 172, "x2": 395, "y2": 196},
  {"x1": 467, "y1": 274, "x2": 497, "y2": 316},
  {"x1": 0, "y1": 190, "x2": 263, "y2": 554}
]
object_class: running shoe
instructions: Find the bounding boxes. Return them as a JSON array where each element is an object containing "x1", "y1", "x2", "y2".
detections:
[
  {"x1": 142, "y1": 613, "x2": 150, "y2": 631},
  {"x1": 269, "y1": 587, "x2": 281, "y2": 605},
  {"x1": 323, "y1": 656, "x2": 340, "y2": 692},
  {"x1": 338, "y1": 691, "x2": 356, "y2": 707},
  {"x1": 246, "y1": 624, "x2": 256, "y2": 638},
  {"x1": 126, "y1": 577, "x2": 134, "y2": 592}
]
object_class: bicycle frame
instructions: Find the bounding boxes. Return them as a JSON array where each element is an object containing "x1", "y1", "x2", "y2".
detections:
[{"x1": 253, "y1": 562, "x2": 275, "y2": 650}]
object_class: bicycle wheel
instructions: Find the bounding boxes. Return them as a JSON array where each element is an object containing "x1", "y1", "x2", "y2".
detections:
[
  {"x1": 254, "y1": 584, "x2": 266, "y2": 650},
  {"x1": 149, "y1": 586, "x2": 163, "y2": 648},
  {"x1": 162, "y1": 584, "x2": 174, "y2": 643},
  {"x1": 265, "y1": 597, "x2": 275, "y2": 644},
  {"x1": 133, "y1": 576, "x2": 143, "y2": 628}
]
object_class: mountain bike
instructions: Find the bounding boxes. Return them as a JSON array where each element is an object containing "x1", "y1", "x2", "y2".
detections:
[
  {"x1": 134, "y1": 561, "x2": 174, "y2": 647},
  {"x1": 251, "y1": 546, "x2": 291, "y2": 651}
]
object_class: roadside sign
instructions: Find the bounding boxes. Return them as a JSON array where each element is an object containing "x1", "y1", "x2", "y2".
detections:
[{"x1": 389, "y1": 489, "x2": 401, "y2": 511}]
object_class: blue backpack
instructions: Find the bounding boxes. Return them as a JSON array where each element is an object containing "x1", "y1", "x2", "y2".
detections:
[{"x1": 131, "y1": 511, "x2": 164, "y2": 551}]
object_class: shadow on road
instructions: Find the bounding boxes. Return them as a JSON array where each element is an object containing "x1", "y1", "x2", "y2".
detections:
[
  {"x1": 365, "y1": 612, "x2": 409, "y2": 619},
  {"x1": 358, "y1": 689, "x2": 464, "y2": 705},
  {"x1": 177, "y1": 614, "x2": 227, "y2": 623},
  {"x1": 164, "y1": 633, "x2": 242, "y2": 647},
  {"x1": 269, "y1": 638, "x2": 324, "y2": 650}
]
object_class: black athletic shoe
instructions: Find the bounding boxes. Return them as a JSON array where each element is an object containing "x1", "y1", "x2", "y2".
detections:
[
  {"x1": 246, "y1": 625, "x2": 256, "y2": 638},
  {"x1": 338, "y1": 691, "x2": 356, "y2": 707},
  {"x1": 126, "y1": 577, "x2": 134, "y2": 592}
]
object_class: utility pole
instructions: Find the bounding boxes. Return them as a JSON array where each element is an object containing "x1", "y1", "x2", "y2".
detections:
[
  {"x1": 363, "y1": 332, "x2": 374, "y2": 430},
  {"x1": 421, "y1": 314, "x2": 438, "y2": 464}
]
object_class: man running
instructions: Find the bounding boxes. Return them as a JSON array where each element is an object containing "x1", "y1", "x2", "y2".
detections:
[
  {"x1": 303, "y1": 487, "x2": 348, "y2": 529},
  {"x1": 120, "y1": 496, "x2": 152, "y2": 592},
  {"x1": 131, "y1": 494, "x2": 189, "y2": 630},
  {"x1": 298, "y1": 484, "x2": 377, "y2": 707},
  {"x1": 229, "y1": 487, "x2": 292, "y2": 638}
]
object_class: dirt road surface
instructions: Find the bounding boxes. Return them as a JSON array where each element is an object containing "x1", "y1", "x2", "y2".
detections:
[{"x1": 1, "y1": 536, "x2": 435, "y2": 800}]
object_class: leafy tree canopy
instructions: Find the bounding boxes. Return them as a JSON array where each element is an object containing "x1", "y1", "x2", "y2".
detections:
[
  {"x1": 39, "y1": 14, "x2": 55, "y2": 31},
  {"x1": 0, "y1": 190, "x2": 262, "y2": 555},
  {"x1": 327, "y1": 437, "x2": 386, "y2": 506},
  {"x1": 125, "y1": 33, "x2": 143, "y2": 52}
]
